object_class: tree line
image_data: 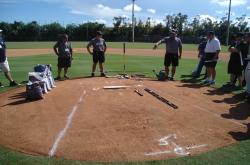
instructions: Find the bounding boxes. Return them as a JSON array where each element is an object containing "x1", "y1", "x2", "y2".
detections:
[{"x1": 0, "y1": 13, "x2": 249, "y2": 44}]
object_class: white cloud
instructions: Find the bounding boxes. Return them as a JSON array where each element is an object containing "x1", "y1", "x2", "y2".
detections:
[
  {"x1": 123, "y1": 4, "x2": 142, "y2": 12},
  {"x1": 70, "y1": 10, "x2": 85, "y2": 15},
  {"x1": 121, "y1": 14, "x2": 129, "y2": 19},
  {"x1": 231, "y1": 12, "x2": 236, "y2": 16},
  {"x1": 210, "y1": 0, "x2": 247, "y2": 7},
  {"x1": 216, "y1": 10, "x2": 224, "y2": 14},
  {"x1": 151, "y1": 19, "x2": 164, "y2": 25},
  {"x1": 94, "y1": 19, "x2": 107, "y2": 24},
  {"x1": 216, "y1": 10, "x2": 236, "y2": 16},
  {"x1": 147, "y1": 9, "x2": 156, "y2": 14},
  {"x1": 198, "y1": 14, "x2": 218, "y2": 22},
  {"x1": 247, "y1": 6, "x2": 250, "y2": 10},
  {"x1": 95, "y1": 4, "x2": 125, "y2": 18}
]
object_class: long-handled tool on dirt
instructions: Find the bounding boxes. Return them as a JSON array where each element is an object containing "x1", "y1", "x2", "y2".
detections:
[
  {"x1": 134, "y1": 88, "x2": 143, "y2": 96},
  {"x1": 144, "y1": 88, "x2": 178, "y2": 109}
]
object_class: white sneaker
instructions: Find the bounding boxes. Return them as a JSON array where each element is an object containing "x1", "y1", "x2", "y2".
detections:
[
  {"x1": 203, "y1": 79, "x2": 210, "y2": 84},
  {"x1": 208, "y1": 80, "x2": 215, "y2": 85}
]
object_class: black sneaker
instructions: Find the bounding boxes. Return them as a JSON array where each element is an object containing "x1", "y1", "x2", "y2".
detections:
[
  {"x1": 0, "y1": 82, "x2": 4, "y2": 88},
  {"x1": 100, "y1": 73, "x2": 106, "y2": 77},
  {"x1": 55, "y1": 76, "x2": 61, "y2": 80},
  {"x1": 64, "y1": 76, "x2": 69, "y2": 80},
  {"x1": 91, "y1": 73, "x2": 95, "y2": 77},
  {"x1": 9, "y1": 81, "x2": 19, "y2": 87},
  {"x1": 168, "y1": 77, "x2": 174, "y2": 81}
]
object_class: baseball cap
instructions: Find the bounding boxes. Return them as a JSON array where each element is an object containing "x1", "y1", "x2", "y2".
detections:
[
  {"x1": 200, "y1": 36, "x2": 207, "y2": 41},
  {"x1": 96, "y1": 31, "x2": 103, "y2": 35},
  {"x1": 170, "y1": 29, "x2": 177, "y2": 34},
  {"x1": 208, "y1": 31, "x2": 215, "y2": 35}
]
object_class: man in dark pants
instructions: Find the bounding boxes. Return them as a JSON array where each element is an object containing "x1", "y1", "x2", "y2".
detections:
[
  {"x1": 53, "y1": 34, "x2": 73, "y2": 80},
  {"x1": 87, "y1": 31, "x2": 107, "y2": 77},
  {"x1": 153, "y1": 29, "x2": 182, "y2": 80},
  {"x1": 0, "y1": 29, "x2": 19, "y2": 87},
  {"x1": 192, "y1": 37, "x2": 207, "y2": 78}
]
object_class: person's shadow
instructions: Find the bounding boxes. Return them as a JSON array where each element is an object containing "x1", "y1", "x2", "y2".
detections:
[
  {"x1": 1, "y1": 92, "x2": 39, "y2": 107},
  {"x1": 229, "y1": 123, "x2": 250, "y2": 141},
  {"x1": 215, "y1": 92, "x2": 250, "y2": 141}
]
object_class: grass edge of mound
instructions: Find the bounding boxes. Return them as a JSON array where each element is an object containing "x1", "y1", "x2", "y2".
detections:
[{"x1": 0, "y1": 139, "x2": 250, "y2": 165}]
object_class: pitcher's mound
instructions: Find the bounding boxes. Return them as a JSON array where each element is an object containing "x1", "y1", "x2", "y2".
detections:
[{"x1": 0, "y1": 77, "x2": 248, "y2": 162}]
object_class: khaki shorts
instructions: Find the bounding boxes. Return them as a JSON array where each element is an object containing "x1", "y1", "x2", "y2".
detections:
[{"x1": 0, "y1": 59, "x2": 10, "y2": 73}]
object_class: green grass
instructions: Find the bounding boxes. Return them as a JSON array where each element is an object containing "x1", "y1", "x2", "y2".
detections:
[
  {"x1": 5, "y1": 42, "x2": 228, "y2": 52},
  {"x1": 0, "y1": 53, "x2": 248, "y2": 164},
  {"x1": 0, "y1": 53, "x2": 229, "y2": 93},
  {"x1": 1, "y1": 139, "x2": 250, "y2": 165}
]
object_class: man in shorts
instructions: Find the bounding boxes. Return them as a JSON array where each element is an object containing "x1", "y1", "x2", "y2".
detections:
[
  {"x1": 204, "y1": 31, "x2": 221, "y2": 85},
  {"x1": 0, "y1": 29, "x2": 19, "y2": 87},
  {"x1": 53, "y1": 34, "x2": 73, "y2": 80},
  {"x1": 153, "y1": 29, "x2": 182, "y2": 80},
  {"x1": 87, "y1": 31, "x2": 107, "y2": 77}
]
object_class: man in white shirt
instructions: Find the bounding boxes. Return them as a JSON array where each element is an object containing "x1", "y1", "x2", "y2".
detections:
[{"x1": 204, "y1": 31, "x2": 221, "y2": 85}]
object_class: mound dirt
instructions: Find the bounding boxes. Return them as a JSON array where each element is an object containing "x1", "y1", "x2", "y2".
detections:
[{"x1": 0, "y1": 78, "x2": 249, "y2": 162}]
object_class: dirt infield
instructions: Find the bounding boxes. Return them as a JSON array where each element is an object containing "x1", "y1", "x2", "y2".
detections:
[
  {"x1": 7, "y1": 48, "x2": 230, "y2": 61},
  {"x1": 0, "y1": 78, "x2": 249, "y2": 162}
]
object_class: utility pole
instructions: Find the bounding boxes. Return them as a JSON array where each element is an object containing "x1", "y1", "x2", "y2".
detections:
[
  {"x1": 226, "y1": 0, "x2": 232, "y2": 46},
  {"x1": 132, "y1": 0, "x2": 136, "y2": 42}
]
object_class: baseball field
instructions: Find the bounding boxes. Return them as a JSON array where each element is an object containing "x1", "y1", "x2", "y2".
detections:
[{"x1": 0, "y1": 42, "x2": 250, "y2": 165}]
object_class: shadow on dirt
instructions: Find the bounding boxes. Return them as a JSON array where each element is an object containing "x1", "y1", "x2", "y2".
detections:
[
  {"x1": 178, "y1": 74, "x2": 208, "y2": 89},
  {"x1": 178, "y1": 78, "x2": 206, "y2": 89},
  {"x1": 1, "y1": 92, "x2": 39, "y2": 107},
  {"x1": 214, "y1": 92, "x2": 250, "y2": 141},
  {"x1": 217, "y1": 92, "x2": 250, "y2": 121},
  {"x1": 229, "y1": 123, "x2": 250, "y2": 141}
]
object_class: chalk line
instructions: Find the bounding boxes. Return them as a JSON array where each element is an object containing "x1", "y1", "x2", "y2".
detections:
[
  {"x1": 144, "y1": 150, "x2": 172, "y2": 156},
  {"x1": 145, "y1": 134, "x2": 207, "y2": 157},
  {"x1": 193, "y1": 105, "x2": 246, "y2": 127},
  {"x1": 186, "y1": 144, "x2": 208, "y2": 150},
  {"x1": 159, "y1": 89, "x2": 246, "y2": 128},
  {"x1": 48, "y1": 90, "x2": 86, "y2": 157}
]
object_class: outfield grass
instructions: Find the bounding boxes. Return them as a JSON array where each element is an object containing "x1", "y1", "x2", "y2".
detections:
[
  {"x1": 0, "y1": 53, "x2": 229, "y2": 93},
  {"x1": 6, "y1": 42, "x2": 228, "y2": 52},
  {"x1": 0, "y1": 54, "x2": 249, "y2": 164}
]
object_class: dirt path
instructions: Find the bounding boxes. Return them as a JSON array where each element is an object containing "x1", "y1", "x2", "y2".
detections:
[
  {"x1": 7, "y1": 48, "x2": 230, "y2": 61},
  {"x1": 0, "y1": 78, "x2": 248, "y2": 162}
]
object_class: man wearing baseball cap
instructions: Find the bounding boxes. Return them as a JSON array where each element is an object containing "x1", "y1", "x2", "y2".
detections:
[
  {"x1": 153, "y1": 29, "x2": 182, "y2": 81},
  {"x1": 87, "y1": 31, "x2": 107, "y2": 77},
  {"x1": 203, "y1": 31, "x2": 221, "y2": 85},
  {"x1": 0, "y1": 29, "x2": 19, "y2": 87}
]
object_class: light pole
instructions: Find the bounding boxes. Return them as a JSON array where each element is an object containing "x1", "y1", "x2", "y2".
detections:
[
  {"x1": 226, "y1": 0, "x2": 232, "y2": 46},
  {"x1": 132, "y1": 0, "x2": 136, "y2": 42}
]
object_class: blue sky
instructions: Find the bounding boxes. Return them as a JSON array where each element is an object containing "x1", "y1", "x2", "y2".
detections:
[{"x1": 0, "y1": 0, "x2": 249, "y2": 26}]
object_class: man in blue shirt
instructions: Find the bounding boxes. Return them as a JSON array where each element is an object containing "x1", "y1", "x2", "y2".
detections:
[
  {"x1": 192, "y1": 37, "x2": 207, "y2": 78},
  {"x1": 0, "y1": 29, "x2": 18, "y2": 87}
]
